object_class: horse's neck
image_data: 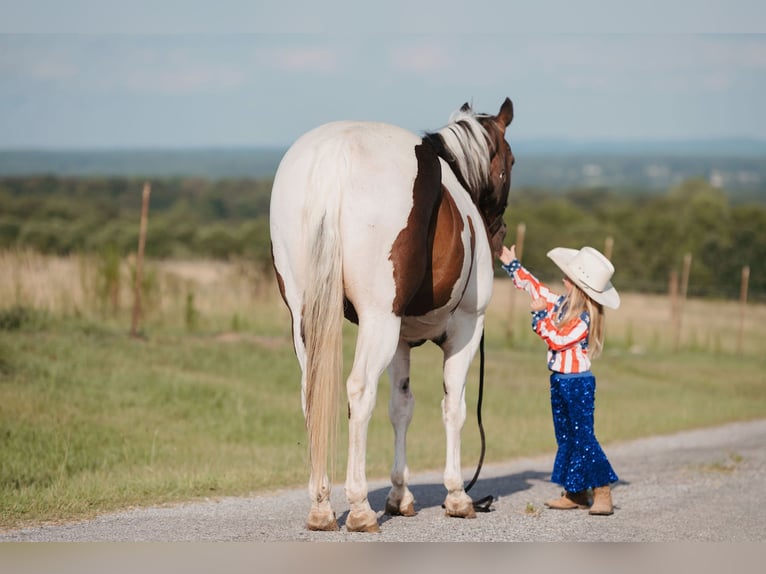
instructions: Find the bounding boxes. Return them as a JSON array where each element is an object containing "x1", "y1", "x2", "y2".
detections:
[{"x1": 423, "y1": 134, "x2": 475, "y2": 202}]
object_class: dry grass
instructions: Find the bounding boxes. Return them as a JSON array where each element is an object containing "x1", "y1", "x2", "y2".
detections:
[
  {"x1": 1, "y1": 249, "x2": 763, "y2": 355},
  {"x1": 488, "y1": 279, "x2": 765, "y2": 356},
  {"x1": 0, "y1": 250, "x2": 94, "y2": 315},
  {"x1": 0, "y1": 250, "x2": 287, "y2": 334}
]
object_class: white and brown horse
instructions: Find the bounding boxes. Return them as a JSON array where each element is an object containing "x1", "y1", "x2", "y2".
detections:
[{"x1": 270, "y1": 98, "x2": 515, "y2": 532}]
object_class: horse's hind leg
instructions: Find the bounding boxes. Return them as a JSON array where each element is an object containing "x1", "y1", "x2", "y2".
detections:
[
  {"x1": 385, "y1": 339, "x2": 416, "y2": 517},
  {"x1": 344, "y1": 311, "x2": 401, "y2": 533}
]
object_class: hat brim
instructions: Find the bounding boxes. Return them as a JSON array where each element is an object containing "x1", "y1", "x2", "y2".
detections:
[{"x1": 547, "y1": 247, "x2": 621, "y2": 309}]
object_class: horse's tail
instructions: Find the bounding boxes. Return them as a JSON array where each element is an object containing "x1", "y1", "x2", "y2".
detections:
[{"x1": 302, "y1": 149, "x2": 346, "y2": 494}]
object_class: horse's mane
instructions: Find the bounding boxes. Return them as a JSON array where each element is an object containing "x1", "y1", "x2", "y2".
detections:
[{"x1": 423, "y1": 108, "x2": 493, "y2": 200}]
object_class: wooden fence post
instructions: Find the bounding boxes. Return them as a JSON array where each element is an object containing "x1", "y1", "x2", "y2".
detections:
[
  {"x1": 737, "y1": 265, "x2": 750, "y2": 354},
  {"x1": 669, "y1": 268, "x2": 680, "y2": 351},
  {"x1": 604, "y1": 236, "x2": 614, "y2": 260},
  {"x1": 130, "y1": 182, "x2": 151, "y2": 338},
  {"x1": 680, "y1": 253, "x2": 692, "y2": 301},
  {"x1": 515, "y1": 222, "x2": 526, "y2": 264},
  {"x1": 670, "y1": 253, "x2": 692, "y2": 352}
]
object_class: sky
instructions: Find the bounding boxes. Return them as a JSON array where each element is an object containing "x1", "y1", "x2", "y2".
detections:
[{"x1": 1, "y1": 1, "x2": 766, "y2": 150}]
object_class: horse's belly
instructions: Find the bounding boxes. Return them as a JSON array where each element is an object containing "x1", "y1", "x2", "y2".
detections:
[
  {"x1": 399, "y1": 311, "x2": 453, "y2": 342},
  {"x1": 398, "y1": 255, "x2": 493, "y2": 343}
]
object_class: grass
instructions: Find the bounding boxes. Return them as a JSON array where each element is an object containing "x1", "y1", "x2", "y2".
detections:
[
  {"x1": 694, "y1": 452, "x2": 744, "y2": 474},
  {"x1": 0, "y1": 251, "x2": 765, "y2": 530},
  {"x1": 0, "y1": 323, "x2": 308, "y2": 527}
]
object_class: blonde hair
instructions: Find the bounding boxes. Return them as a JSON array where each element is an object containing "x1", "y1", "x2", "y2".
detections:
[{"x1": 555, "y1": 283, "x2": 605, "y2": 359}]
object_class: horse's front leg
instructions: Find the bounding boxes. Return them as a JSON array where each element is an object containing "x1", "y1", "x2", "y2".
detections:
[
  {"x1": 385, "y1": 339, "x2": 416, "y2": 517},
  {"x1": 439, "y1": 314, "x2": 485, "y2": 519},
  {"x1": 345, "y1": 312, "x2": 401, "y2": 532}
]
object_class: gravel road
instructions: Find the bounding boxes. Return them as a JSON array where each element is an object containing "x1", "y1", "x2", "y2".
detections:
[{"x1": 2, "y1": 419, "x2": 765, "y2": 543}]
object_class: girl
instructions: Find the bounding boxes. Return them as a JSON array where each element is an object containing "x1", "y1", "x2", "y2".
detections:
[{"x1": 499, "y1": 243, "x2": 620, "y2": 515}]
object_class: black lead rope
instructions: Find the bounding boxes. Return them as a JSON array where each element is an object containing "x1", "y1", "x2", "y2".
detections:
[{"x1": 465, "y1": 331, "x2": 494, "y2": 512}]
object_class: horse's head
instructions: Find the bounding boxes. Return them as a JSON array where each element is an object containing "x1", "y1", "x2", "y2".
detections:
[
  {"x1": 473, "y1": 98, "x2": 514, "y2": 257},
  {"x1": 426, "y1": 98, "x2": 515, "y2": 257}
]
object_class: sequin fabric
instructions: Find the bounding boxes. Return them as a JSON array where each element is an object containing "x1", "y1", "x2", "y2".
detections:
[{"x1": 549, "y1": 371, "x2": 618, "y2": 492}]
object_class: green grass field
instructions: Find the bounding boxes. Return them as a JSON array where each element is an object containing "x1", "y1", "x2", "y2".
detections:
[{"x1": 1, "y1": 253, "x2": 765, "y2": 530}]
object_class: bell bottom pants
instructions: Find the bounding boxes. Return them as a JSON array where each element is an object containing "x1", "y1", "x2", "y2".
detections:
[{"x1": 549, "y1": 371, "x2": 618, "y2": 493}]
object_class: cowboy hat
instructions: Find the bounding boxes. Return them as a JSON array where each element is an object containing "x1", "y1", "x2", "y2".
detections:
[{"x1": 547, "y1": 246, "x2": 620, "y2": 309}]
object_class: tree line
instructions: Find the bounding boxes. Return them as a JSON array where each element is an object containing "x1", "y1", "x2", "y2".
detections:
[{"x1": 0, "y1": 175, "x2": 764, "y2": 300}]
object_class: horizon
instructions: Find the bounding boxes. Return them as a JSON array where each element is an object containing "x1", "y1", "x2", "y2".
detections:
[{"x1": 2, "y1": 135, "x2": 766, "y2": 155}]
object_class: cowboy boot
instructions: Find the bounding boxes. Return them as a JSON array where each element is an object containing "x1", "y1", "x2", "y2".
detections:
[
  {"x1": 589, "y1": 485, "x2": 613, "y2": 515},
  {"x1": 545, "y1": 489, "x2": 591, "y2": 510}
]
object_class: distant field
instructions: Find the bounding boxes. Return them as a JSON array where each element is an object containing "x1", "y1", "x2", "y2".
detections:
[{"x1": 1, "y1": 253, "x2": 764, "y2": 530}]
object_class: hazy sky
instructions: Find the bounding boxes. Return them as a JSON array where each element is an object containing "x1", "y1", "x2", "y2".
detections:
[{"x1": 2, "y1": 1, "x2": 765, "y2": 149}]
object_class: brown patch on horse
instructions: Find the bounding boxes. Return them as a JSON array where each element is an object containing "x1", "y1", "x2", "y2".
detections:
[
  {"x1": 390, "y1": 141, "x2": 443, "y2": 316},
  {"x1": 404, "y1": 188, "x2": 465, "y2": 316},
  {"x1": 272, "y1": 242, "x2": 300, "y2": 349},
  {"x1": 390, "y1": 141, "x2": 468, "y2": 318},
  {"x1": 271, "y1": 242, "x2": 288, "y2": 306}
]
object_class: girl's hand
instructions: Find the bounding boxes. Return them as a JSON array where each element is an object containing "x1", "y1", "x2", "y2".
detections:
[
  {"x1": 530, "y1": 297, "x2": 546, "y2": 312},
  {"x1": 499, "y1": 244, "x2": 516, "y2": 265}
]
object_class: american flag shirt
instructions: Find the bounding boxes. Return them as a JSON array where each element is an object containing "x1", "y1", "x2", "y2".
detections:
[{"x1": 502, "y1": 258, "x2": 592, "y2": 374}]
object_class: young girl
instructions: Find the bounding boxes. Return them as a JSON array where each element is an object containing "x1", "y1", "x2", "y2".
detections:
[{"x1": 499, "y1": 243, "x2": 620, "y2": 515}]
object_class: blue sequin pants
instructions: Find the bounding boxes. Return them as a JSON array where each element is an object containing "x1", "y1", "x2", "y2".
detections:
[{"x1": 549, "y1": 371, "x2": 618, "y2": 493}]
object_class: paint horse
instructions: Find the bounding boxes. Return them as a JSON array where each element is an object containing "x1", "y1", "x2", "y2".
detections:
[{"x1": 270, "y1": 98, "x2": 515, "y2": 532}]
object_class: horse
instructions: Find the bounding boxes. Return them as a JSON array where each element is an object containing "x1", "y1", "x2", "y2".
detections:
[{"x1": 269, "y1": 98, "x2": 515, "y2": 532}]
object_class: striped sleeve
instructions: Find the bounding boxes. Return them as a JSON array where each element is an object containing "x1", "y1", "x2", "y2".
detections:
[
  {"x1": 534, "y1": 311, "x2": 590, "y2": 351},
  {"x1": 502, "y1": 259, "x2": 559, "y2": 304}
]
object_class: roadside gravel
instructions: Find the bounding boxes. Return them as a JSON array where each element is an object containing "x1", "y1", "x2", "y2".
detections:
[{"x1": 2, "y1": 419, "x2": 765, "y2": 542}]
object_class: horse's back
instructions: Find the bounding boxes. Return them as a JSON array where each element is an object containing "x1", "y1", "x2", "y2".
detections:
[
  {"x1": 270, "y1": 120, "x2": 426, "y2": 301},
  {"x1": 272, "y1": 120, "x2": 420, "y2": 210}
]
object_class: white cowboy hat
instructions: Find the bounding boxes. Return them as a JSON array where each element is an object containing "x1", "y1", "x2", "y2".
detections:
[{"x1": 547, "y1": 246, "x2": 621, "y2": 309}]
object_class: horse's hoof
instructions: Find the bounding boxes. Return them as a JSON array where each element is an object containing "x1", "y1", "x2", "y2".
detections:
[
  {"x1": 400, "y1": 501, "x2": 416, "y2": 517},
  {"x1": 385, "y1": 499, "x2": 416, "y2": 517},
  {"x1": 346, "y1": 510, "x2": 380, "y2": 533},
  {"x1": 385, "y1": 490, "x2": 417, "y2": 517},
  {"x1": 444, "y1": 494, "x2": 477, "y2": 519},
  {"x1": 444, "y1": 505, "x2": 477, "y2": 519},
  {"x1": 306, "y1": 510, "x2": 339, "y2": 531}
]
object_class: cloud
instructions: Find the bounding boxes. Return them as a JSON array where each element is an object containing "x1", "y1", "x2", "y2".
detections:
[
  {"x1": 388, "y1": 41, "x2": 452, "y2": 74},
  {"x1": 0, "y1": 37, "x2": 79, "y2": 81},
  {"x1": 22, "y1": 59, "x2": 79, "y2": 81},
  {"x1": 698, "y1": 35, "x2": 766, "y2": 69},
  {"x1": 511, "y1": 35, "x2": 766, "y2": 97},
  {"x1": 121, "y1": 63, "x2": 246, "y2": 94},
  {"x1": 99, "y1": 44, "x2": 246, "y2": 94},
  {"x1": 258, "y1": 45, "x2": 340, "y2": 74},
  {"x1": 0, "y1": 37, "x2": 250, "y2": 95}
]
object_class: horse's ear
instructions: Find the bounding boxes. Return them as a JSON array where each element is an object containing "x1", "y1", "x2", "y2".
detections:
[
  {"x1": 496, "y1": 98, "x2": 514, "y2": 127},
  {"x1": 460, "y1": 102, "x2": 471, "y2": 112}
]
